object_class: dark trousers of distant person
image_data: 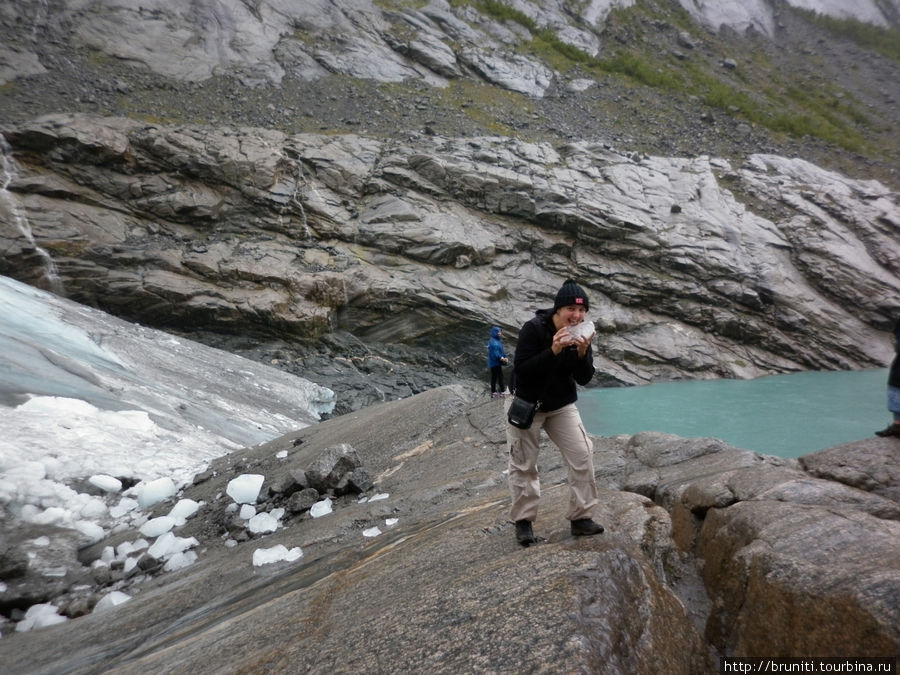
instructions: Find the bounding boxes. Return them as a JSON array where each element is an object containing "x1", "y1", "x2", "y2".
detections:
[{"x1": 490, "y1": 365, "x2": 505, "y2": 395}]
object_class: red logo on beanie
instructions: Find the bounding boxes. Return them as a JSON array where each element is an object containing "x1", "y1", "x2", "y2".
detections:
[{"x1": 575, "y1": 298, "x2": 583, "y2": 304}]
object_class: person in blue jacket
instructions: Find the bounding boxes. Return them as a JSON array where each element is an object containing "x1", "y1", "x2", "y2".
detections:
[{"x1": 487, "y1": 325, "x2": 509, "y2": 397}]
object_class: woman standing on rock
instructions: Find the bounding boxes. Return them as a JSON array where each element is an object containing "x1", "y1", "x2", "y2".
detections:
[
  {"x1": 875, "y1": 318, "x2": 900, "y2": 438},
  {"x1": 506, "y1": 279, "x2": 604, "y2": 546}
]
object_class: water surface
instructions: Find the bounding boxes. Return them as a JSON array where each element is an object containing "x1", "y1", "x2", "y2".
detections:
[{"x1": 579, "y1": 369, "x2": 889, "y2": 458}]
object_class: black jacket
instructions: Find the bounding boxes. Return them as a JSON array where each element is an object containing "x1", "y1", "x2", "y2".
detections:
[{"x1": 512, "y1": 308, "x2": 595, "y2": 412}]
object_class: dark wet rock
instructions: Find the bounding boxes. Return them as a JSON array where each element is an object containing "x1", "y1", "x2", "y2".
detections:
[
  {"x1": 286, "y1": 488, "x2": 320, "y2": 515},
  {"x1": 303, "y1": 443, "x2": 364, "y2": 495},
  {"x1": 0, "y1": 546, "x2": 28, "y2": 580}
]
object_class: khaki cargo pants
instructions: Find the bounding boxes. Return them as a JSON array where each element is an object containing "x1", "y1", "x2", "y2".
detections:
[{"x1": 506, "y1": 402, "x2": 598, "y2": 523}]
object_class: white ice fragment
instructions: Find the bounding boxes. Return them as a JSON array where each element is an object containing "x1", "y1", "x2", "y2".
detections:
[
  {"x1": 136, "y1": 477, "x2": 177, "y2": 508},
  {"x1": 15, "y1": 604, "x2": 68, "y2": 632},
  {"x1": 110, "y1": 522, "x2": 129, "y2": 535},
  {"x1": 248, "y1": 511, "x2": 279, "y2": 534},
  {"x1": 368, "y1": 493, "x2": 389, "y2": 502},
  {"x1": 31, "y1": 536, "x2": 50, "y2": 547},
  {"x1": 109, "y1": 497, "x2": 139, "y2": 518},
  {"x1": 0, "y1": 478, "x2": 15, "y2": 505},
  {"x1": 163, "y1": 550, "x2": 198, "y2": 571},
  {"x1": 168, "y1": 498, "x2": 200, "y2": 525},
  {"x1": 309, "y1": 498, "x2": 332, "y2": 518},
  {"x1": 5, "y1": 460, "x2": 46, "y2": 483},
  {"x1": 385, "y1": 518, "x2": 398, "y2": 527},
  {"x1": 362, "y1": 526, "x2": 382, "y2": 538},
  {"x1": 19, "y1": 396, "x2": 97, "y2": 416},
  {"x1": 139, "y1": 516, "x2": 176, "y2": 538},
  {"x1": 147, "y1": 532, "x2": 176, "y2": 558},
  {"x1": 79, "y1": 497, "x2": 108, "y2": 520},
  {"x1": 147, "y1": 532, "x2": 198, "y2": 559},
  {"x1": 88, "y1": 474, "x2": 122, "y2": 493},
  {"x1": 275, "y1": 450, "x2": 288, "y2": 459},
  {"x1": 93, "y1": 591, "x2": 132, "y2": 612},
  {"x1": 116, "y1": 539, "x2": 149, "y2": 557},
  {"x1": 226, "y1": 474, "x2": 264, "y2": 504},
  {"x1": 252, "y1": 544, "x2": 303, "y2": 566},
  {"x1": 240, "y1": 504, "x2": 256, "y2": 520},
  {"x1": 568, "y1": 320, "x2": 595, "y2": 341},
  {"x1": 23, "y1": 505, "x2": 67, "y2": 526},
  {"x1": 74, "y1": 520, "x2": 105, "y2": 543}
]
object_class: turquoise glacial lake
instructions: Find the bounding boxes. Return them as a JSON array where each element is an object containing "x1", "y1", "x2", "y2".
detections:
[{"x1": 578, "y1": 369, "x2": 890, "y2": 459}]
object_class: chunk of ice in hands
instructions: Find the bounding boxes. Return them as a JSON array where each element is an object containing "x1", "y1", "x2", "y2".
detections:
[{"x1": 567, "y1": 321, "x2": 595, "y2": 340}]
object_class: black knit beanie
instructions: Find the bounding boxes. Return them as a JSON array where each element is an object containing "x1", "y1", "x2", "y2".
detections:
[{"x1": 553, "y1": 279, "x2": 589, "y2": 311}]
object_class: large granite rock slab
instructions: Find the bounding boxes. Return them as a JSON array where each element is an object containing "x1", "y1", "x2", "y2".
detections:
[{"x1": 615, "y1": 431, "x2": 900, "y2": 657}]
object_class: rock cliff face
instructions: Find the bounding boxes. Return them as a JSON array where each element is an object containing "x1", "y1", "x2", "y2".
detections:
[
  {"x1": 1, "y1": 114, "x2": 897, "y2": 409},
  {"x1": 2, "y1": 385, "x2": 898, "y2": 671}
]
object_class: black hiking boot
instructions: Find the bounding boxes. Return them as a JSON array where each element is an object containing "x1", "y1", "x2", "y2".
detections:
[
  {"x1": 875, "y1": 424, "x2": 900, "y2": 438},
  {"x1": 570, "y1": 518, "x2": 604, "y2": 537},
  {"x1": 515, "y1": 519, "x2": 535, "y2": 546}
]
